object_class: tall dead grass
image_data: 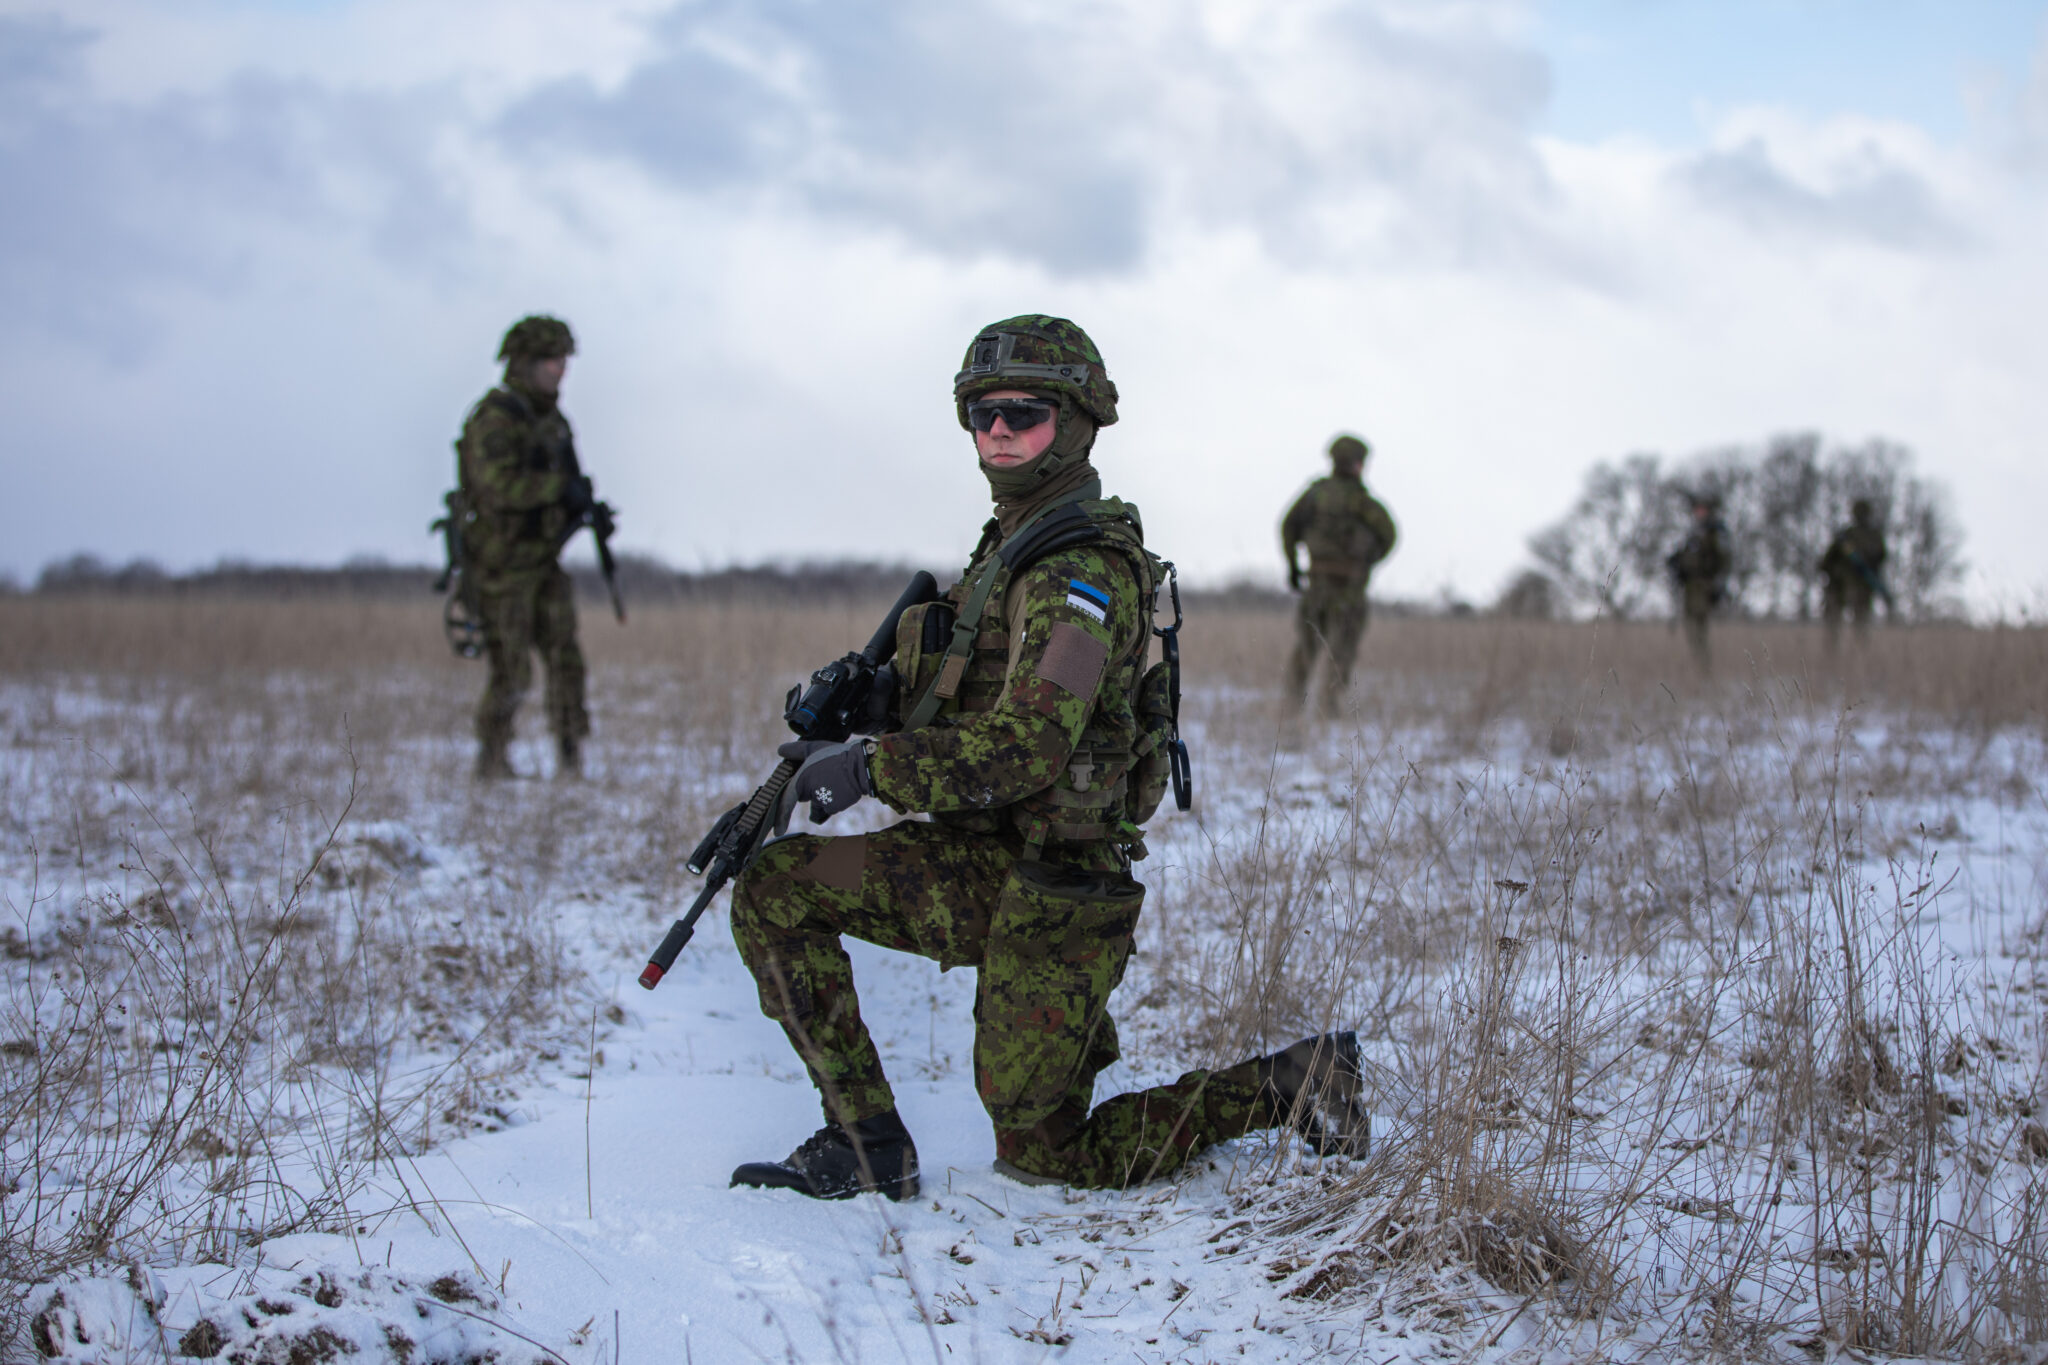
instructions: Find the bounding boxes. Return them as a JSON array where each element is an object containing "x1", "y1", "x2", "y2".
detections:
[
  {"x1": 1147, "y1": 604, "x2": 2048, "y2": 1359},
  {"x1": 5, "y1": 593, "x2": 2046, "y2": 1359}
]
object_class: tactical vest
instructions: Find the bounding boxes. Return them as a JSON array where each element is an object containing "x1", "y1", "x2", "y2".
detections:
[
  {"x1": 455, "y1": 386, "x2": 579, "y2": 575},
  {"x1": 1297, "y1": 478, "x2": 1390, "y2": 581},
  {"x1": 893, "y1": 492, "x2": 1170, "y2": 856}
]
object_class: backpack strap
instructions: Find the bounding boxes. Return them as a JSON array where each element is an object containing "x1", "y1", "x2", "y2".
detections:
[{"x1": 900, "y1": 480, "x2": 1120, "y2": 732}]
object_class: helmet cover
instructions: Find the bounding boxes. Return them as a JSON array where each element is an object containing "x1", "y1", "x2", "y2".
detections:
[
  {"x1": 954, "y1": 315, "x2": 1118, "y2": 429},
  {"x1": 498, "y1": 315, "x2": 577, "y2": 363}
]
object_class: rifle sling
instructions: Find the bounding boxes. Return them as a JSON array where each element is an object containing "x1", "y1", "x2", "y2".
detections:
[{"x1": 902, "y1": 480, "x2": 1102, "y2": 732}]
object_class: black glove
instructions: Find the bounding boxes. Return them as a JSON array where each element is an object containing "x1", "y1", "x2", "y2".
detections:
[
  {"x1": 590, "y1": 499, "x2": 617, "y2": 541},
  {"x1": 1287, "y1": 562, "x2": 1303, "y2": 593},
  {"x1": 858, "y1": 664, "x2": 900, "y2": 735},
  {"x1": 777, "y1": 739, "x2": 873, "y2": 824},
  {"x1": 564, "y1": 475, "x2": 596, "y2": 517}
]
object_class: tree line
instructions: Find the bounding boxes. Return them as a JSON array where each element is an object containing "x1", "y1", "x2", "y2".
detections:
[{"x1": 1502, "y1": 433, "x2": 1966, "y2": 622}]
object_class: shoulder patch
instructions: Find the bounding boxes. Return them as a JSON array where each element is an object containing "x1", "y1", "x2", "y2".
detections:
[
  {"x1": 1064, "y1": 579, "x2": 1109, "y2": 623},
  {"x1": 1039, "y1": 622, "x2": 1109, "y2": 698}
]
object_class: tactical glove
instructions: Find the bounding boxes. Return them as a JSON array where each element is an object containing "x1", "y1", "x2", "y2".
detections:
[
  {"x1": 777, "y1": 738, "x2": 874, "y2": 824},
  {"x1": 858, "y1": 664, "x2": 900, "y2": 735},
  {"x1": 564, "y1": 475, "x2": 596, "y2": 517}
]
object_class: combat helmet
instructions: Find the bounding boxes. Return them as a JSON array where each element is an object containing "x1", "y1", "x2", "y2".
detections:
[
  {"x1": 954, "y1": 315, "x2": 1118, "y2": 429},
  {"x1": 497, "y1": 314, "x2": 576, "y2": 363},
  {"x1": 1328, "y1": 434, "x2": 1369, "y2": 467},
  {"x1": 955, "y1": 315, "x2": 1118, "y2": 500},
  {"x1": 1851, "y1": 497, "x2": 1875, "y2": 523}
]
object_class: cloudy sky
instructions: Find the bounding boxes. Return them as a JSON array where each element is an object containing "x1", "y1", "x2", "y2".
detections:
[{"x1": 5, "y1": 0, "x2": 2046, "y2": 602}]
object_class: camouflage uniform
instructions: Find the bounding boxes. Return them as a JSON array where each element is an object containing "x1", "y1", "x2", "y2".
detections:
[
  {"x1": 456, "y1": 317, "x2": 589, "y2": 777},
  {"x1": 1818, "y1": 502, "x2": 1887, "y2": 647},
  {"x1": 1667, "y1": 503, "x2": 1730, "y2": 672},
  {"x1": 1282, "y1": 437, "x2": 1397, "y2": 716},
  {"x1": 729, "y1": 317, "x2": 1280, "y2": 1189}
]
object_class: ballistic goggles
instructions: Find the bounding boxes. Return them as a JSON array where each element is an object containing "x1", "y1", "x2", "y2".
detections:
[{"x1": 965, "y1": 397, "x2": 1059, "y2": 434}]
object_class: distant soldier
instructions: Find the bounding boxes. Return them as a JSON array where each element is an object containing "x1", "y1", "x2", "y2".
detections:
[
  {"x1": 1817, "y1": 498, "x2": 1890, "y2": 648},
  {"x1": 1666, "y1": 494, "x2": 1730, "y2": 672},
  {"x1": 455, "y1": 315, "x2": 602, "y2": 780},
  {"x1": 1281, "y1": 435, "x2": 1397, "y2": 717}
]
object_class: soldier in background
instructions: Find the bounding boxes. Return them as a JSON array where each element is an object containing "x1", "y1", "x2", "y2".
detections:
[
  {"x1": 1817, "y1": 498, "x2": 1890, "y2": 650},
  {"x1": 455, "y1": 315, "x2": 597, "y2": 780},
  {"x1": 1666, "y1": 494, "x2": 1730, "y2": 673},
  {"x1": 1281, "y1": 435, "x2": 1397, "y2": 718}
]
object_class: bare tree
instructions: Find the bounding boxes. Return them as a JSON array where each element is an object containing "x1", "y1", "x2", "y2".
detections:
[
  {"x1": 1522, "y1": 434, "x2": 1965, "y2": 621},
  {"x1": 1529, "y1": 453, "x2": 1681, "y2": 619}
]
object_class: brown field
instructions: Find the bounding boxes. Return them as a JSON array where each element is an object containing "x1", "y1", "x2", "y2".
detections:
[{"x1": 5, "y1": 592, "x2": 2047, "y2": 1358}]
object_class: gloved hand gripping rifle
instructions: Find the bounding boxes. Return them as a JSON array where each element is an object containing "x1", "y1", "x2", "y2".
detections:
[
  {"x1": 564, "y1": 476, "x2": 626, "y2": 624},
  {"x1": 1847, "y1": 549, "x2": 1895, "y2": 615},
  {"x1": 637, "y1": 570, "x2": 941, "y2": 990}
]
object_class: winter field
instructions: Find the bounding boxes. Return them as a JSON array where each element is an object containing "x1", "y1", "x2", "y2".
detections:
[{"x1": 3, "y1": 594, "x2": 2047, "y2": 1364}]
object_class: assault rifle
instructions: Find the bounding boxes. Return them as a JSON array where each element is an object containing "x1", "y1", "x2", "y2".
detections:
[
  {"x1": 1847, "y1": 549, "x2": 1895, "y2": 615},
  {"x1": 567, "y1": 477, "x2": 626, "y2": 624},
  {"x1": 638, "y1": 570, "x2": 941, "y2": 990}
]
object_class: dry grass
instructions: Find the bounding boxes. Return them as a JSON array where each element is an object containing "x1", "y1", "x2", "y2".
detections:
[
  {"x1": 1147, "y1": 604, "x2": 2048, "y2": 1360},
  {"x1": 4, "y1": 592, "x2": 2048, "y2": 1360}
]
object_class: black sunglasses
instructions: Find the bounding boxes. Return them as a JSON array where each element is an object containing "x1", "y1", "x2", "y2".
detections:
[{"x1": 966, "y1": 398, "x2": 1058, "y2": 433}]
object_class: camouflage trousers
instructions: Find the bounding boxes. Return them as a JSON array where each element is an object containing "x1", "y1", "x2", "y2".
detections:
[
  {"x1": 1679, "y1": 582, "x2": 1716, "y2": 673},
  {"x1": 1286, "y1": 578, "x2": 1369, "y2": 716},
  {"x1": 474, "y1": 565, "x2": 588, "y2": 757},
  {"x1": 1821, "y1": 583, "x2": 1876, "y2": 650},
  {"x1": 728, "y1": 820, "x2": 1276, "y2": 1188}
]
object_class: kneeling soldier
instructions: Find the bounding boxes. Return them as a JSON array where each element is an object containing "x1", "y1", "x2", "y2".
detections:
[{"x1": 726, "y1": 316, "x2": 1369, "y2": 1200}]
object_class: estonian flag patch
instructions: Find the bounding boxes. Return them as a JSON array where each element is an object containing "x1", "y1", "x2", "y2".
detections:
[{"x1": 1064, "y1": 579, "x2": 1109, "y2": 623}]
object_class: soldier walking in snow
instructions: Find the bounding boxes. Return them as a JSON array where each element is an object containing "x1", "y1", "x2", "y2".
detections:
[
  {"x1": 451, "y1": 315, "x2": 609, "y2": 780},
  {"x1": 1281, "y1": 435, "x2": 1397, "y2": 718},
  {"x1": 1666, "y1": 493, "x2": 1730, "y2": 674},
  {"x1": 1817, "y1": 498, "x2": 1890, "y2": 650}
]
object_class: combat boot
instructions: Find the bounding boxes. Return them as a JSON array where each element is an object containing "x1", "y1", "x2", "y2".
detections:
[
  {"x1": 555, "y1": 735, "x2": 583, "y2": 781},
  {"x1": 1257, "y1": 1031, "x2": 1372, "y2": 1157},
  {"x1": 731, "y1": 1110, "x2": 920, "y2": 1201},
  {"x1": 473, "y1": 744, "x2": 517, "y2": 781}
]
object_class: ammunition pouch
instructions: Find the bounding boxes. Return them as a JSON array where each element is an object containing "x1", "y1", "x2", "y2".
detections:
[{"x1": 891, "y1": 599, "x2": 960, "y2": 727}]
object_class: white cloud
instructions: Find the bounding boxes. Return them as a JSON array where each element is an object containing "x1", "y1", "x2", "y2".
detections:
[{"x1": 2, "y1": 0, "x2": 2046, "y2": 608}]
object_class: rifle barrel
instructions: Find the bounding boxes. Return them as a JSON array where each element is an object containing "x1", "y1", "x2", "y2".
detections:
[{"x1": 638, "y1": 570, "x2": 938, "y2": 991}]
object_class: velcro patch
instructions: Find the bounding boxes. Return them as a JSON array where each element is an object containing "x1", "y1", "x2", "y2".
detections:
[
  {"x1": 1038, "y1": 622, "x2": 1108, "y2": 698},
  {"x1": 800, "y1": 834, "x2": 867, "y2": 891}
]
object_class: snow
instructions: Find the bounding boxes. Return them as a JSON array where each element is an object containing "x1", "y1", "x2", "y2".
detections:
[{"x1": 9, "y1": 662, "x2": 2048, "y2": 1363}]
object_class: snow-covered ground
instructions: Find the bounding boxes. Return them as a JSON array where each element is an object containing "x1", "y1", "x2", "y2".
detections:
[{"x1": 6, "y1": 644, "x2": 2048, "y2": 1363}]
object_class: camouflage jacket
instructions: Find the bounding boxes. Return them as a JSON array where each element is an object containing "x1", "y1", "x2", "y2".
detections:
[
  {"x1": 1818, "y1": 524, "x2": 1887, "y2": 592},
  {"x1": 1282, "y1": 475, "x2": 1396, "y2": 584},
  {"x1": 455, "y1": 382, "x2": 582, "y2": 579},
  {"x1": 871, "y1": 505, "x2": 1150, "y2": 855},
  {"x1": 1667, "y1": 519, "x2": 1730, "y2": 588}
]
